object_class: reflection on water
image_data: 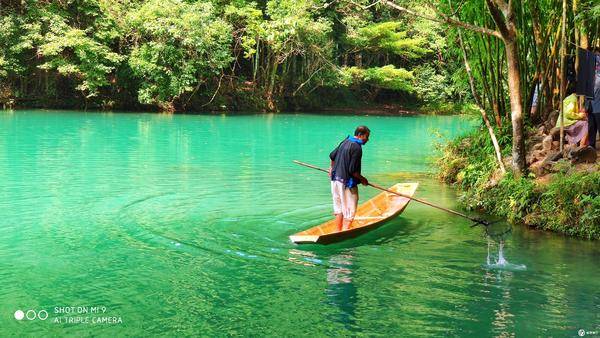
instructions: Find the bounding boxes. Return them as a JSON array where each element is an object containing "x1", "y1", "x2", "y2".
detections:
[
  {"x1": 326, "y1": 252, "x2": 357, "y2": 329},
  {"x1": 288, "y1": 248, "x2": 324, "y2": 266},
  {"x1": 481, "y1": 268, "x2": 511, "y2": 336},
  {"x1": 289, "y1": 249, "x2": 359, "y2": 330}
]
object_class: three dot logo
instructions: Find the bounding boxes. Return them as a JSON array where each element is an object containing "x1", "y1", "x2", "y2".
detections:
[
  {"x1": 14, "y1": 310, "x2": 24, "y2": 320},
  {"x1": 14, "y1": 309, "x2": 48, "y2": 321}
]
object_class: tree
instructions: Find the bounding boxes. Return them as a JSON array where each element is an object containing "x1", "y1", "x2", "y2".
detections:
[
  {"x1": 38, "y1": 16, "x2": 123, "y2": 100},
  {"x1": 226, "y1": 0, "x2": 335, "y2": 110},
  {"x1": 382, "y1": 0, "x2": 526, "y2": 175},
  {"x1": 127, "y1": 0, "x2": 232, "y2": 112}
]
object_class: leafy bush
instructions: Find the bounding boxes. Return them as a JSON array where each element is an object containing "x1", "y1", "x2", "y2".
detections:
[
  {"x1": 347, "y1": 21, "x2": 429, "y2": 59},
  {"x1": 412, "y1": 65, "x2": 454, "y2": 104},
  {"x1": 340, "y1": 65, "x2": 414, "y2": 92},
  {"x1": 534, "y1": 172, "x2": 600, "y2": 239},
  {"x1": 437, "y1": 126, "x2": 600, "y2": 239},
  {"x1": 127, "y1": 0, "x2": 232, "y2": 110},
  {"x1": 436, "y1": 123, "x2": 510, "y2": 188},
  {"x1": 39, "y1": 19, "x2": 123, "y2": 98}
]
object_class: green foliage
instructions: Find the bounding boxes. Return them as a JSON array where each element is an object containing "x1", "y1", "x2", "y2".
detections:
[
  {"x1": 438, "y1": 128, "x2": 600, "y2": 240},
  {"x1": 580, "y1": 195, "x2": 600, "y2": 238},
  {"x1": 348, "y1": 21, "x2": 429, "y2": 59},
  {"x1": 476, "y1": 173, "x2": 539, "y2": 223},
  {"x1": 127, "y1": 0, "x2": 232, "y2": 108},
  {"x1": 0, "y1": 15, "x2": 20, "y2": 77},
  {"x1": 0, "y1": 14, "x2": 40, "y2": 77},
  {"x1": 259, "y1": 0, "x2": 334, "y2": 58},
  {"x1": 576, "y1": 1, "x2": 600, "y2": 24},
  {"x1": 472, "y1": 171, "x2": 600, "y2": 240},
  {"x1": 261, "y1": 0, "x2": 333, "y2": 67},
  {"x1": 340, "y1": 65, "x2": 414, "y2": 91},
  {"x1": 531, "y1": 172, "x2": 600, "y2": 239},
  {"x1": 436, "y1": 123, "x2": 511, "y2": 186},
  {"x1": 2, "y1": 0, "x2": 599, "y2": 113},
  {"x1": 225, "y1": 0, "x2": 335, "y2": 104},
  {"x1": 224, "y1": 3, "x2": 264, "y2": 59},
  {"x1": 417, "y1": 102, "x2": 479, "y2": 115},
  {"x1": 412, "y1": 65, "x2": 453, "y2": 104},
  {"x1": 408, "y1": 5, "x2": 446, "y2": 52},
  {"x1": 38, "y1": 16, "x2": 123, "y2": 98}
]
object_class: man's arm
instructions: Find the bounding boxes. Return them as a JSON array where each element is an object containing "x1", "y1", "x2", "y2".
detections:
[
  {"x1": 349, "y1": 146, "x2": 367, "y2": 185},
  {"x1": 329, "y1": 160, "x2": 334, "y2": 178},
  {"x1": 352, "y1": 172, "x2": 369, "y2": 186}
]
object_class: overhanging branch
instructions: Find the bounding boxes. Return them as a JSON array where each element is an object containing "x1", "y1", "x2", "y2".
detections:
[{"x1": 381, "y1": 0, "x2": 503, "y2": 39}]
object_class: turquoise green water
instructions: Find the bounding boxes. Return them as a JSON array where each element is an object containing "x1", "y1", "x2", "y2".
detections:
[{"x1": 0, "y1": 110, "x2": 598, "y2": 336}]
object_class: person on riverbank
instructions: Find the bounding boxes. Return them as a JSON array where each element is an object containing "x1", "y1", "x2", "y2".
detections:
[
  {"x1": 555, "y1": 90, "x2": 588, "y2": 146},
  {"x1": 328, "y1": 126, "x2": 370, "y2": 232}
]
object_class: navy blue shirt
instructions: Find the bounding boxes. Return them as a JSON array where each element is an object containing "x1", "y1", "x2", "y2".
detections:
[{"x1": 329, "y1": 137, "x2": 363, "y2": 188}]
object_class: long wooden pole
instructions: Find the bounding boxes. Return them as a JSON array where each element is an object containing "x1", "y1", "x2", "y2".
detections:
[{"x1": 293, "y1": 160, "x2": 491, "y2": 226}]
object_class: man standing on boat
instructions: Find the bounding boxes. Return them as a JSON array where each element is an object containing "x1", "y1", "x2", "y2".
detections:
[{"x1": 328, "y1": 126, "x2": 370, "y2": 231}]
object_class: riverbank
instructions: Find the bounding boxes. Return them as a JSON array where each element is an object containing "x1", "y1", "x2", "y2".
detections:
[
  {"x1": 317, "y1": 102, "x2": 478, "y2": 116},
  {"x1": 1, "y1": 89, "x2": 477, "y2": 116},
  {"x1": 437, "y1": 125, "x2": 600, "y2": 240},
  {"x1": 1, "y1": 102, "x2": 478, "y2": 118}
]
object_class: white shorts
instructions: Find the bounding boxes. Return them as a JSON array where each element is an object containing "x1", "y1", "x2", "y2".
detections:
[{"x1": 331, "y1": 181, "x2": 359, "y2": 220}]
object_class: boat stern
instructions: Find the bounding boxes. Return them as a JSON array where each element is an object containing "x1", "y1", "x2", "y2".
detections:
[{"x1": 289, "y1": 235, "x2": 320, "y2": 244}]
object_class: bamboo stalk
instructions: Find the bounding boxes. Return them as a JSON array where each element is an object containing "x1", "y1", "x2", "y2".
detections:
[{"x1": 559, "y1": 0, "x2": 567, "y2": 153}]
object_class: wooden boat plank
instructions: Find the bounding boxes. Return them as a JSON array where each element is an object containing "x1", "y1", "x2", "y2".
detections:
[{"x1": 289, "y1": 182, "x2": 418, "y2": 244}]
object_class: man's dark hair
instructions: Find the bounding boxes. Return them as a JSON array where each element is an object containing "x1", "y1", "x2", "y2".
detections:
[{"x1": 354, "y1": 125, "x2": 370, "y2": 136}]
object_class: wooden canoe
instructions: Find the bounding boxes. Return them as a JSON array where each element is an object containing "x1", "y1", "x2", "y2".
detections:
[{"x1": 289, "y1": 182, "x2": 418, "y2": 244}]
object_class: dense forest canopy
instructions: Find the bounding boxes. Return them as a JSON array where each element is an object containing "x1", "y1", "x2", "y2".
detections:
[{"x1": 0, "y1": 0, "x2": 474, "y2": 112}]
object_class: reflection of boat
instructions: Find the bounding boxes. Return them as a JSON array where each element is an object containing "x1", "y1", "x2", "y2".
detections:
[{"x1": 290, "y1": 183, "x2": 418, "y2": 244}]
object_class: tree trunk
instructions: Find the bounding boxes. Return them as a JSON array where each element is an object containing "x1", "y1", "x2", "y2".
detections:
[
  {"x1": 266, "y1": 56, "x2": 278, "y2": 111},
  {"x1": 575, "y1": 0, "x2": 588, "y2": 112},
  {"x1": 559, "y1": 0, "x2": 567, "y2": 152},
  {"x1": 355, "y1": 53, "x2": 362, "y2": 68},
  {"x1": 485, "y1": 0, "x2": 526, "y2": 174},
  {"x1": 505, "y1": 39, "x2": 526, "y2": 173},
  {"x1": 253, "y1": 40, "x2": 259, "y2": 83}
]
